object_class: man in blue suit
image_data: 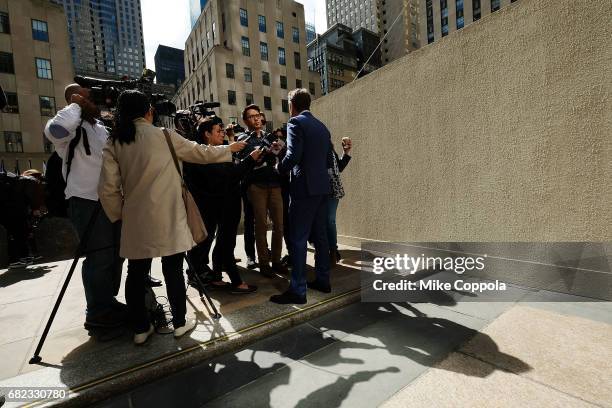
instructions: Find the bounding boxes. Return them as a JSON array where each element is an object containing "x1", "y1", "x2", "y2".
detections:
[{"x1": 270, "y1": 89, "x2": 332, "y2": 304}]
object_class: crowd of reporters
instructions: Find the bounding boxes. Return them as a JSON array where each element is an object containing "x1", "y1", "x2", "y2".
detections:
[{"x1": 6, "y1": 82, "x2": 353, "y2": 345}]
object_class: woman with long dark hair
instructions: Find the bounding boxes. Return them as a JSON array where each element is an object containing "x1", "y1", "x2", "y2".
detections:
[{"x1": 99, "y1": 90, "x2": 245, "y2": 344}]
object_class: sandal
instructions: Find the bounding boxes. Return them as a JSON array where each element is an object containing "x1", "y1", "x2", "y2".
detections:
[{"x1": 230, "y1": 284, "x2": 258, "y2": 294}]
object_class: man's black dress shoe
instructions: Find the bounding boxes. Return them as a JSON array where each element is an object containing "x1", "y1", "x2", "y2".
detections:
[
  {"x1": 307, "y1": 280, "x2": 331, "y2": 293},
  {"x1": 269, "y1": 290, "x2": 307, "y2": 304}
]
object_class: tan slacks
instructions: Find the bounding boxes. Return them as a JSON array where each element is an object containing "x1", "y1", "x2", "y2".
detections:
[{"x1": 247, "y1": 184, "x2": 284, "y2": 266}]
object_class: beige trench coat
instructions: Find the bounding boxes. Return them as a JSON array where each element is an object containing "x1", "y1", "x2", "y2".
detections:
[{"x1": 98, "y1": 118, "x2": 232, "y2": 259}]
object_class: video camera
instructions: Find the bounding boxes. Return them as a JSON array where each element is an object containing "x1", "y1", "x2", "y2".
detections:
[
  {"x1": 74, "y1": 69, "x2": 176, "y2": 116},
  {"x1": 174, "y1": 100, "x2": 223, "y2": 141}
]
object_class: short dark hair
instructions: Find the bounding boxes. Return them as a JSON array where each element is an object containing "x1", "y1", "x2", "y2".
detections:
[
  {"x1": 242, "y1": 104, "x2": 261, "y2": 120},
  {"x1": 288, "y1": 88, "x2": 311, "y2": 112},
  {"x1": 197, "y1": 116, "x2": 223, "y2": 142}
]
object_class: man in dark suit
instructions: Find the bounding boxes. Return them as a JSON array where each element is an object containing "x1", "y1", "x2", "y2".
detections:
[{"x1": 270, "y1": 89, "x2": 332, "y2": 304}]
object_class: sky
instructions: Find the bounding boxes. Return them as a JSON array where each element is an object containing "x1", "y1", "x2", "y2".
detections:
[{"x1": 141, "y1": 0, "x2": 327, "y2": 73}]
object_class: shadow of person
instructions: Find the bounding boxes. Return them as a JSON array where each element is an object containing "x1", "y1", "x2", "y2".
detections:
[
  {"x1": 295, "y1": 367, "x2": 402, "y2": 408},
  {"x1": 124, "y1": 351, "x2": 291, "y2": 408},
  {"x1": 0, "y1": 265, "x2": 55, "y2": 288}
]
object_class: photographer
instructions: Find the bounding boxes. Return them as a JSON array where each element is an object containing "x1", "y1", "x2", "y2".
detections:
[
  {"x1": 98, "y1": 90, "x2": 246, "y2": 343},
  {"x1": 237, "y1": 105, "x2": 287, "y2": 277},
  {"x1": 44, "y1": 84, "x2": 125, "y2": 331},
  {"x1": 184, "y1": 116, "x2": 260, "y2": 294}
]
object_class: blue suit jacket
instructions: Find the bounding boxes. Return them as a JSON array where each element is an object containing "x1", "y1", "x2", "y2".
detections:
[{"x1": 279, "y1": 111, "x2": 331, "y2": 199}]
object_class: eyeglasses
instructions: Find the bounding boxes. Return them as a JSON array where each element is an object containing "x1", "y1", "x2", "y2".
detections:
[{"x1": 245, "y1": 113, "x2": 261, "y2": 120}]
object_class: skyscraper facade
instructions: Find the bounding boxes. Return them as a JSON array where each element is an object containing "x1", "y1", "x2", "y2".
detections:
[
  {"x1": 176, "y1": 0, "x2": 321, "y2": 132},
  {"x1": 326, "y1": 0, "x2": 378, "y2": 33},
  {"x1": 154, "y1": 45, "x2": 185, "y2": 88},
  {"x1": 54, "y1": 0, "x2": 145, "y2": 79},
  {"x1": 190, "y1": 0, "x2": 209, "y2": 28},
  {"x1": 0, "y1": 0, "x2": 74, "y2": 171},
  {"x1": 327, "y1": 0, "x2": 521, "y2": 65}
]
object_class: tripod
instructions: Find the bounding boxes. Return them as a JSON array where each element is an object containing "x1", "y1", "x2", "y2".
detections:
[
  {"x1": 29, "y1": 203, "x2": 221, "y2": 364},
  {"x1": 30, "y1": 204, "x2": 102, "y2": 364},
  {"x1": 184, "y1": 253, "x2": 221, "y2": 319}
]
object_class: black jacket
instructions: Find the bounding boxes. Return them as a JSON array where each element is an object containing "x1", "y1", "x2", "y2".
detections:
[
  {"x1": 237, "y1": 131, "x2": 282, "y2": 187},
  {"x1": 184, "y1": 155, "x2": 257, "y2": 204}
]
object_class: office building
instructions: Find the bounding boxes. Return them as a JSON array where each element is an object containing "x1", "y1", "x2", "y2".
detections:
[
  {"x1": 176, "y1": 0, "x2": 321, "y2": 132},
  {"x1": 0, "y1": 0, "x2": 74, "y2": 171},
  {"x1": 154, "y1": 45, "x2": 184, "y2": 88},
  {"x1": 53, "y1": 0, "x2": 145, "y2": 79},
  {"x1": 308, "y1": 23, "x2": 380, "y2": 95}
]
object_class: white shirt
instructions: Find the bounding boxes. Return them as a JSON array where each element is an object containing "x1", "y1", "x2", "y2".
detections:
[{"x1": 44, "y1": 103, "x2": 109, "y2": 201}]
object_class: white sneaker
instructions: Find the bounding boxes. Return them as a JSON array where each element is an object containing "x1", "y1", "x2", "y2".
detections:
[
  {"x1": 174, "y1": 318, "x2": 197, "y2": 338},
  {"x1": 133, "y1": 324, "x2": 154, "y2": 345}
]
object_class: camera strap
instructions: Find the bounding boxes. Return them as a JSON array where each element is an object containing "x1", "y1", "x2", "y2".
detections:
[{"x1": 65, "y1": 120, "x2": 90, "y2": 182}]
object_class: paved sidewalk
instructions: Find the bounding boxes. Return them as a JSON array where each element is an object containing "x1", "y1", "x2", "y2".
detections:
[
  {"x1": 94, "y1": 286, "x2": 612, "y2": 408},
  {"x1": 0, "y1": 234, "x2": 363, "y2": 407}
]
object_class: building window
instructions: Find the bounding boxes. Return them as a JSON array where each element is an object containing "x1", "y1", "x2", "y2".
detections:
[
  {"x1": 309, "y1": 82, "x2": 315, "y2": 95},
  {"x1": 440, "y1": 0, "x2": 448, "y2": 36},
  {"x1": 292, "y1": 26, "x2": 299, "y2": 43},
  {"x1": 456, "y1": 0, "x2": 464, "y2": 29},
  {"x1": 264, "y1": 96, "x2": 272, "y2": 110},
  {"x1": 0, "y1": 12, "x2": 10, "y2": 34},
  {"x1": 226, "y1": 63, "x2": 234, "y2": 78},
  {"x1": 239, "y1": 8, "x2": 248, "y2": 27},
  {"x1": 35, "y1": 58, "x2": 53, "y2": 79},
  {"x1": 246, "y1": 93, "x2": 254, "y2": 105},
  {"x1": 0, "y1": 52, "x2": 14, "y2": 74},
  {"x1": 262, "y1": 71, "x2": 270, "y2": 86},
  {"x1": 244, "y1": 67, "x2": 252, "y2": 82},
  {"x1": 280, "y1": 75, "x2": 287, "y2": 89},
  {"x1": 228, "y1": 90, "x2": 236, "y2": 105},
  {"x1": 4, "y1": 131, "x2": 23, "y2": 153},
  {"x1": 5, "y1": 92, "x2": 18, "y2": 113},
  {"x1": 276, "y1": 21, "x2": 284, "y2": 38},
  {"x1": 473, "y1": 0, "x2": 481, "y2": 20},
  {"x1": 426, "y1": 0, "x2": 434, "y2": 43},
  {"x1": 260, "y1": 42, "x2": 268, "y2": 61},
  {"x1": 258, "y1": 15, "x2": 266, "y2": 32},
  {"x1": 241, "y1": 36, "x2": 250, "y2": 56},
  {"x1": 39, "y1": 96, "x2": 56, "y2": 116},
  {"x1": 32, "y1": 19, "x2": 49, "y2": 42},
  {"x1": 278, "y1": 47, "x2": 285, "y2": 65},
  {"x1": 281, "y1": 99, "x2": 288, "y2": 113},
  {"x1": 296, "y1": 79, "x2": 302, "y2": 88},
  {"x1": 294, "y1": 52, "x2": 301, "y2": 69},
  {"x1": 491, "y1": 0, "x2": 500, "y2": 11}
]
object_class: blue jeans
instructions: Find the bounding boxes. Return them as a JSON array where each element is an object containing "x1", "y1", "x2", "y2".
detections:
[
  {"x1": 327, "y1": 197, "x2": 339, "y2": 250},
  {"x1": 288, "y1": 194, "x2": 330, "y2": 297},
  {"x1": 68, "y1": 198, "x2": 123, "y2": 318}
]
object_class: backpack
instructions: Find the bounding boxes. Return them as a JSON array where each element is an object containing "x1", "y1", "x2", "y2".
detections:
[{"x1": 44, "y1": 124, "x2": 90, "y2": 217}]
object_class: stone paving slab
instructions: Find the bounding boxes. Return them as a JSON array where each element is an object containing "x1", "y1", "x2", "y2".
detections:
[
  {"x1": 380, "y1": 352, "x2": 597, "y2": 408},
  {"x1": 0, "y1": 235, "x2": 363, "y2": 407},
  {"x1": 460, "y1": 305, "x2": 612, "y2": 407}
]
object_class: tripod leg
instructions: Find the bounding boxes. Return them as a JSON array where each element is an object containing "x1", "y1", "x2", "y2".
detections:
[
  {"x1": 29, "y1": 204, "x2": 102, "y2": 364},
  {"x1": 184, "y1": 253, "x2": 221, "y2": 319}
]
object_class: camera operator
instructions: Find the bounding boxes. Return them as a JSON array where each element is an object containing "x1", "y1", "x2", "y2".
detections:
[
  {"x1": 184, "y1": 116, "x2": 261, "y2": 294},
  {"x1": 237, "y1": 105, "x2": 287, "y2": 277},
  {"x1": 44, "y1": 84, "x2": 125, "y2": 331}
]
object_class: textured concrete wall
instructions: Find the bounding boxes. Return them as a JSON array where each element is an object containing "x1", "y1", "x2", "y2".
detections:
[{"x1": 312, "y1": 0, "x2": 611, "y2": 242}]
